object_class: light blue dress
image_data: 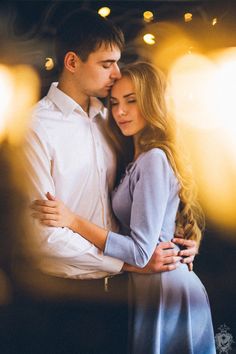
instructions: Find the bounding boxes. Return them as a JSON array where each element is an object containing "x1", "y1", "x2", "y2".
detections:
[{"x1": 104, "y1": 148, "x2": 216, "y2": 354}]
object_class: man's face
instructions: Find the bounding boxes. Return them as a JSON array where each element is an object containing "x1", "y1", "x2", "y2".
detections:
[{"x1": 76, "y1": 43, "x2": 121, "y2": 98}]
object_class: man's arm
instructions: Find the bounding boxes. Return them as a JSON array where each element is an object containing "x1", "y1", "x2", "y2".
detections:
[{"x1": 23, "y1": 121, "x2": 123, "y2": 276}]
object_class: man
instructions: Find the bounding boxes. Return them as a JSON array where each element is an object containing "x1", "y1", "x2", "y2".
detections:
[{"x1": 23, "y1": 9, "x2": 197, "y2": 354}]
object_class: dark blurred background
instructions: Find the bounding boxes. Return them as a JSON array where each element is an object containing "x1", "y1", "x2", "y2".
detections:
[{"x1": 0, "y1": 1, "x2": 235, "y2": 353}]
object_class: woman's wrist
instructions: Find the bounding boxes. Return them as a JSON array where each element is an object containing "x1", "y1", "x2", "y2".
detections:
[{"x1": 69, "y1": 213, "x2": 79, "y2": 231}]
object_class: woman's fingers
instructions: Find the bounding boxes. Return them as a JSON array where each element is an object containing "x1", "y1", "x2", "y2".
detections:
[
  {"x1": 31, "y1": 205, "x2": 57, "y2": 214},
  {"x1": 181, "y1": 255, "x2": 194, "y2": 264},
  {"x1": 41, "y1": 219, "x2": 59, "y2": 227},
  {"x1": 33, "y1": 200, "x2": 58, "y2": 207},
  {"x1": 32, "y1": 212, "x2": 58, "y2": 221},
  {"x1": 172, "y1": 238, "x2": 199, "y2": 256},
  {"x1": 178, "y1": 248, "x2": 196, "y2": 257},
  {"x1": 172, "y1": 237, "x2": 196, "y2": 248}
]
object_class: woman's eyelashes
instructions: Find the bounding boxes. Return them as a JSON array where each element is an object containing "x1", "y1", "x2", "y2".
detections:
[
  {"x1": 110, "y1": 100, "x2": 118, "y2": 106},
  {"x1": 110, "y1": 98, "x2": 136, "y2": 106}
]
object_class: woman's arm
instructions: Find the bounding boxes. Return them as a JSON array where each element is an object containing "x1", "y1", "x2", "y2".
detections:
[
  {"x1": 32, "y1": 195, "x2": 184, "y2": 272},
  {"x1": 70, "y1": 215, "x2": 108, "y2": 251},
  {"x1": 32, "y1": 192, "x2": 108, "y2": 251},
  {"x1": 32, "y1": 151, "x2": 174, "y2": 268},
  {"x1": 103, "y1": 150, "x2": 173, "y2": 267}
]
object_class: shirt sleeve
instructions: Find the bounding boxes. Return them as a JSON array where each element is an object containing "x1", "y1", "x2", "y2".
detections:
[
  {"x1": 104, "y1": 150, "x2": 173, "y2": 267},
  {"x1": 23, "y1": 120, "x2": 123, "y2": 277}
]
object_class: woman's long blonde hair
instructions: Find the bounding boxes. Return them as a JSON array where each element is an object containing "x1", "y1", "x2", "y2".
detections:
[{"x1": 106, "y1": 61, "x2": 204, "y2": 245}]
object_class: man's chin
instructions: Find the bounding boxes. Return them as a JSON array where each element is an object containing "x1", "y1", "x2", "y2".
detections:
[{"x1": 97, "y1": 88, "x2": 111, "y2": 98}]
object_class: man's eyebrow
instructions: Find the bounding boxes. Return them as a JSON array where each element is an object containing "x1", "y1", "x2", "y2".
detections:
[
  {"x1": 110, "y1": 93, "x2": 135, "y2": 100},
  {"x1": 99, "y1": 59, "x2": 116, "y2": 63}
]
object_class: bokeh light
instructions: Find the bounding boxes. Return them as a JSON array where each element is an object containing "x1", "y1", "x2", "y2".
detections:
[
  {"x1": 143, "y1": 11, "x2": 154, "y2": 23},
  {"x1": 45, "y1": 57, "x2": 54, "y2": 71},
  {"x1": 0, "y1": 66, "x2": 14, "y2": 141},
  {"x1": 0, "y1": 65, "x2": 39, "y2": 145},
  {"x1": 184, "y1": 13, "x2": 193, "y2": 23},
  {"x1": 143, "y1": 33, "x2": 155, "y2": 45},
  {"x1": 168, "y1": 49, "x2": 236, "y2": 230},
  {"x1": 98, "y1": 7, "x2": 111, "y2": 18},
  {"x1": 212, "y1": 18, "x2": 217, "y2": 26}
]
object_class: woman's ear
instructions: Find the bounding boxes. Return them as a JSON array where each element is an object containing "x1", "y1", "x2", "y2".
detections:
[{"x1": 64, "y1": 51, "x2": 79, "y2": 73}]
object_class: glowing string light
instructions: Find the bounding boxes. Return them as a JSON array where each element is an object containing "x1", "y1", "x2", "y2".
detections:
[
  {"x1": 184, "y1": 13, "x2": 193, "y2": 23},
  {"x1": 143, "y1": 33, "x2": 156, "y2": 45},
  {"x1": 212, "y1": 18, "x2": 217, "y2": 26},
  {"x1": 98, "y1": 7, "x2": 111, "y2": 18},
  {"x1": 45, "y1": 57, "x2": 54, "y2": 71},
  {"x1": 143, "y1": 11, "x2": 154, "y2": 23}
]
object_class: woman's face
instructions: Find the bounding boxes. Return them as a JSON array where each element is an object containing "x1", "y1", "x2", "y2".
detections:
[{"x1": 110, "y1": 76, "x2": 147, "y2": 137}]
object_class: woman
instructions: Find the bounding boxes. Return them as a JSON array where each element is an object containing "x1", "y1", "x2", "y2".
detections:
[{"x1": 32, "y1": 62, "x2": 216, "y2": 354}]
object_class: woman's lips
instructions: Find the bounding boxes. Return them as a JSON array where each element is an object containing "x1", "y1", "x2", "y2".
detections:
[{"x1": 118, "y1": 120, "x2": 132, "y2": 127}]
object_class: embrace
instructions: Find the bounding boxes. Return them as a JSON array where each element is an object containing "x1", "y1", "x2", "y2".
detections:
[{"x1": 25, "y1": 9, "x2": 216, "y2": 354}]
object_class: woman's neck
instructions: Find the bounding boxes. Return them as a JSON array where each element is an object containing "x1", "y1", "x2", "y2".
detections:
[{"x1": 133, "y1": 134, "x2": 141, "y2": 161}]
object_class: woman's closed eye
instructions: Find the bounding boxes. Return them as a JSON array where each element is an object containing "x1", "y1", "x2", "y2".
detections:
[{"x1": 110, "y1": 100, "x2": 118, "y2": 106}]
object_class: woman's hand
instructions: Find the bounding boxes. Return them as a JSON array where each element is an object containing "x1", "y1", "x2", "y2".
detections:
[{"x1": 31, "y1": 192, "x2": 75, "y2": 228}]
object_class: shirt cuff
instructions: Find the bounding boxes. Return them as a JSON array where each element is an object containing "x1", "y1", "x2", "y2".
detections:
[{"x1": 101, "y1": 253, "x2": 124, "y2": 274}]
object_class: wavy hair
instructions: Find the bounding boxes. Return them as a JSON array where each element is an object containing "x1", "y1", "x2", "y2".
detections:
[{"x1": 105, "y1": 61, "x2": 204, "y2": 245}]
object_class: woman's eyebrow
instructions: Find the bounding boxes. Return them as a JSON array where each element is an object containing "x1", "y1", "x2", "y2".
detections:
[{"x1": 110, "y1": 93, "x2": 135, "y2": 99}]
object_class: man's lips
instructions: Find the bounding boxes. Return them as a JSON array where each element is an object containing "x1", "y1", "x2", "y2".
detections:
[{"x1": 105, "y1": 83, "x2": 114, "y2": 89}]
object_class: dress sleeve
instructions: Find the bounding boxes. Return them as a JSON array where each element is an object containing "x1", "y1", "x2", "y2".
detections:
[{"x1": 104, "y1": 150, "x2": 174, "y2": 267}]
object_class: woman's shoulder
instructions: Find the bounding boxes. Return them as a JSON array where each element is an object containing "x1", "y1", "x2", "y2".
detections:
[
  {"x1": 137, "y1": 148, "x2": 169, "y2": 168},
  {"x1": 129, "y1": 148, "x2": 177, "y2": 189}
]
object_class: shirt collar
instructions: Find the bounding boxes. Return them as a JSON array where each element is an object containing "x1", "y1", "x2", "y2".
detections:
[{"x1": 47, "y1": 82, "x2": 106, "y2": 119}]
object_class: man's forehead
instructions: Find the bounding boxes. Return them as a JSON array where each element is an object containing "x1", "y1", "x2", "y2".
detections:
[{"x1": 89, "y1": 42, "x2": 121, "y2": 60}]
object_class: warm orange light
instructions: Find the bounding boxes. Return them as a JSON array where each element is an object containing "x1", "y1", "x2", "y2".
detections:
[
  {"x1": 212, "y1": 18, "x2": 217, "y2": 26},
  {"x1": 143, "y1": 11, "x2": 154, "y2": 23},
  {"x1": 0, "y1": 66, "x2": 14, "y2": 140},
  {"x1": 45, "y1": 57, "x2": 54, "y2": 71},
  {"x1": 0, "y1": 65, "x2": 39, "y2": 145},
  {"x1": 184, "y1": 13, "x2": 192, "y2": 22},
  {"x1": 168, "y1": 50, "x2": 236, "y2": 231}
]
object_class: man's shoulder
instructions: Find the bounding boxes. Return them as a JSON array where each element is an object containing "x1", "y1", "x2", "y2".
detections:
[
  {"x1": 31, "y1": 95, "x2": 62, "y2": 131},
  {"x1": 32, "y1": 96, "x2": 56, "y2": 119}
]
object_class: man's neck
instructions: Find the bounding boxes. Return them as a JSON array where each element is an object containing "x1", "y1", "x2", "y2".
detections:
[{"x1": 58, "y1": 76, "x2": 90, "y2": 114}]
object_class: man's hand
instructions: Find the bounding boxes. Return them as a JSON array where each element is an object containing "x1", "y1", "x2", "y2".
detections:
[
  {"x1": 172, "y1": 237, "x2": 199, "y2": 272},
  {"x1": 123, "y1": 242, "x2": 182, "y2": 274}
]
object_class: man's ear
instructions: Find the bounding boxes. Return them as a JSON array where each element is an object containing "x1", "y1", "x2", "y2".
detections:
[{"x1": 64, "y1": 51, "x2": 80, "y2": 73}]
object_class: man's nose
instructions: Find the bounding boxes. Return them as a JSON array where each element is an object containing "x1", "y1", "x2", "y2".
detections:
[{"x1": 111, "y1": 63, "x2": 121, "y2": 79}]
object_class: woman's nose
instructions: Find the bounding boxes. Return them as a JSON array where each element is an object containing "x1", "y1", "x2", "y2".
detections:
[{"x1": 118, "y1": 106, "x2": 127, "y2": 116}]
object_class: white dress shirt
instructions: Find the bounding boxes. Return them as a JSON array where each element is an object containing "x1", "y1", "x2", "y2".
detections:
[{"x1": 24, "y1": 82, "x2": 123, "y2": 279}]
